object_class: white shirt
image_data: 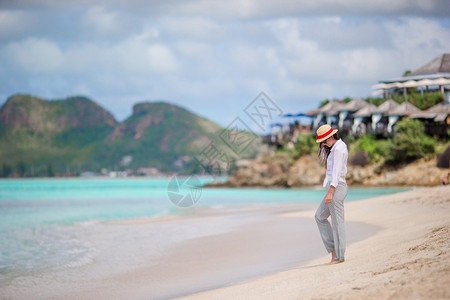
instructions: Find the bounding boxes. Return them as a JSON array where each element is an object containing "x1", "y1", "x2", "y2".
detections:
[{"x1": 322, "y1": 139, "x2": 348, "y2": 188}]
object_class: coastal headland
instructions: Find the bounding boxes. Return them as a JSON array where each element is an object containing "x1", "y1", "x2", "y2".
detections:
[{"x1": 208, "y1": 153, "x2": 447, "y2": 188}]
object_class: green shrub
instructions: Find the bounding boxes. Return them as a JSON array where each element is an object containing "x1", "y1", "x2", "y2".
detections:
[
  {"x1": 354, "y1": 134, "x2": 390, "y2": 163},
  {"x1": 296, "y1": 133, "x2": 317, "y2": 156},
  {"x1": 390, "y1": 92, "x2": 444, "y2": 110},
  {"x1": 365, "y1": 93, "x2": 444, "y2": 110},
  {"x1": 364, "y1": 97, "x2": 385, "y2": 107},
  {"x1": 319, "y1": 99, "x2": 330, "y2": 108},
  {"x1": 277, "y1": 133, "x2": 317, "y2": 159},
  {"x1": 278, "y1": 143, "x2": 300, "y2": 161},
  {"x1": 388, "y1": 118, "x2": 436, "y2": 163}
]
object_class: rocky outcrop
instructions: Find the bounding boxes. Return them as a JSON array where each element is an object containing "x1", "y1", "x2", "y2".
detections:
[
  {"x1": 360, "y1": 157, "x2": 443, "y2": 186},
  {"x1": 108, "y1": 113, "x2": 164, "y2": 141},
  {"x1": 225, "y1": 153, "x2": 291, "y2": 187},
  {"x1": 209, "y1": 154, "x2": 445, "y2": 188},
  {"x1": 286, "y1": 155, "x2": 325, "y2": 186}
]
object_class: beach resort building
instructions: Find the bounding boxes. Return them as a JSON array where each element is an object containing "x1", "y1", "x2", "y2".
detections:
[
  {"x1": 372, "y1": 53, "x2": 450, "y2": 97},
  {"x1": 410, "y1": 102, "x2": 450, "y2": 136},
  {"x1": 307, "y1": 54, "x2": 450, "y2": 137},
  {"x1": 269, "y1": 54, "x2": 450, "y2": 146}
]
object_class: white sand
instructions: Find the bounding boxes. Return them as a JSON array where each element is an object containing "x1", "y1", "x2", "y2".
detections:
[{"x1": 179, "y1": 185, "x2": 450, "y2": 300}]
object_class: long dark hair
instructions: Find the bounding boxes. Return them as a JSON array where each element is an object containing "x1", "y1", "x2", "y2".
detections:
[{"x1": 318, "y1": 133, "x2": 339, "y2": 166}]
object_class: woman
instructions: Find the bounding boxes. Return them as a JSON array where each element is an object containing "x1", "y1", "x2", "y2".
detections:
[{"x1": 314, "y1": 124, "x2": 348, "y2": 264}]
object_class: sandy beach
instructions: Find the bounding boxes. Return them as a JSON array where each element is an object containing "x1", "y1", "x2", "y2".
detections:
[
  {"x1": 2, "y1": 185, "x2": 449, "y2": 300},
  {"x1": 181, "y1": 185, "x2": 450, "y2": 300}
]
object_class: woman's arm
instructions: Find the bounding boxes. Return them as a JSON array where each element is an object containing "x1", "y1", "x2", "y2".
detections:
[
  {"x1": 325, "y1": 185, "x2": 335, "y2": 204},
  {"x1": 326, "y1": 146, "x2": 347, "y2": 204},
  {"x1": 330, "y1": 148, "x2": 346, "y2": 188}
]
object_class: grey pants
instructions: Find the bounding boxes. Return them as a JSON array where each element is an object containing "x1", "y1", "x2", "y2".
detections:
[{"x1": 315, "y1": 181, "x2": 348, "y2": 261}]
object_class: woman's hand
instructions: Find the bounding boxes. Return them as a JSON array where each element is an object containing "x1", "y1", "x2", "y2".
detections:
[{"x1": 325, "y1": 186, "x2": 336, "y2": 204}]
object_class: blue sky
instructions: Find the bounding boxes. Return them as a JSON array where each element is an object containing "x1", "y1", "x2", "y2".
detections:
[{"x1": 0, "y1": 0, "x2": 449, "y2": 131}]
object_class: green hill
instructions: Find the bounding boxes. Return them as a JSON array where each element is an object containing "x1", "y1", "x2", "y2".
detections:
[
  {"x1": 0, "y1": 94, "x2": 117, "y2": 174},
  {"x1": 0, "y1": 94, "x2": 261, "y2": 176}
]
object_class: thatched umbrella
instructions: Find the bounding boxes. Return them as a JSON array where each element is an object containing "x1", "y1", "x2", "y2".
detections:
[
  {"x1": 433, "y1": 77, "x2": 450, "y2": 94},
  {"x1": 416, "y1": 78, "x2": 435, "y2": 95}
]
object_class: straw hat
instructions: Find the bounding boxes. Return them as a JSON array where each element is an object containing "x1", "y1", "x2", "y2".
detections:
[{"x1": 316, "y1": 124, "x2": 338, "y2": 143}]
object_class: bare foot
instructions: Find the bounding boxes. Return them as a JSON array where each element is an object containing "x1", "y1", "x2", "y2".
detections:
[
  {"x1": 328, "y1": 259, "x2": 344, "y2": 265},
  {"x1": 330, "y1": 250, "x2": 336, "y2": 263},
  {"x1": 327, "y1": 251, "x2": 344, "y2": 264}
]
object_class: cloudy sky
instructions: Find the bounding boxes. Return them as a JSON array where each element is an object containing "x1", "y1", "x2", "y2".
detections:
[{"x1": 1, "y1": 0, "x2": 449, "y2": 131}]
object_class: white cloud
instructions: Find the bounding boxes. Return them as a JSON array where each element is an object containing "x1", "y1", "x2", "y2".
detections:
[
  {"x1": 2, "y1": 34, "x2": 179, "y2": 76},
  {"x1": 231, "y1": 45, "x2": 270, "y2": 76},
  {"x1": 107, "y1": 35, "x2": 179, "y2": 74},
  {"x1": 161, "y1": 16, "x2": 226, "y2": 41},
  {"x1": 0, "y1": 10, "x2": 41, "y2": 42},
  {"x1": 386, "y1": 17, "x2": 450, "y2": 70},
  {"x1": 81, "y1": 6, "x2": 119, "y2": 35},
  {"x1": 174, "y1": 41, "x2": 217, "y2": 76},
  {"x1": 140, "y1": 0, "x2": 450, "y2": 19},
  {"x1": 4, "y1": 38, "x2": 64, "y2": 73},
  {"x1": 63, "y1": 44, "x2": 105, "y2": 73},
  {"x1": 145, "y1": 43, "x2": 179, "y2": 73},
  {"x1": 0, "y1": 1, "x2": 449, "y2": 127},
  {"x1": 5, "y1": 0, "x2": 450, "y2": 19}
]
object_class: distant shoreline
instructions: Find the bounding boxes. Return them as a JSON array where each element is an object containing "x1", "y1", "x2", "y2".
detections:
[{"x1": 0, "y1": 175, "x2": 421, "y2": 190}]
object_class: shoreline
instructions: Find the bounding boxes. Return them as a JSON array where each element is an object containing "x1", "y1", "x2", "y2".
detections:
[
  {"x1": 1, "y1": 186, "x2": 448, "y2": 299},
  {"x1": 179, "y1": 185, "x2": 450, "y2": 300},
  {"x1": 203, "y1": 183, "x2": 418, "y2": 189},
  {"x1": 0, "y1": 175, "x2": 443, "y2": 189},
  {"x1": 1, "y1": 202, "x2": 380, "y2": 300}
]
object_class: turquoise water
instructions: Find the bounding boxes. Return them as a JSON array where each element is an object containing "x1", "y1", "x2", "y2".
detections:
[
  {"x1": 0, "y1": 177, "x2": 409, "y2": 227},
  {"x1": 0, "y1": 177, "x2": 409, "y2": 283}
]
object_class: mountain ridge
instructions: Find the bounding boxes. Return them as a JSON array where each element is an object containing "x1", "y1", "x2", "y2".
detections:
[{"x1": 0, "y1": 94, "x2": 261, "y2": 176}]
